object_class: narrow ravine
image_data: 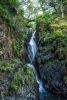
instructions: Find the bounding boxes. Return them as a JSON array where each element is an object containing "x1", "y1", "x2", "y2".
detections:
[
  {"x1": 26, "y1": 31, "x2": 67, "y2": 100},
  {"x1": 27, "y1": 31, "x2": 47, "y2": 100}
]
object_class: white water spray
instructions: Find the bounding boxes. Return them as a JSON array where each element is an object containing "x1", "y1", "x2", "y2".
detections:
[{"x1": 27, "y1": 31, "x2": 46, "y2": 93}]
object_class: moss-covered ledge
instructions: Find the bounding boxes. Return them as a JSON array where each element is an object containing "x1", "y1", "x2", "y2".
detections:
[{"x1": 0, "y1": 59, "x2": 38, "y2": 100}]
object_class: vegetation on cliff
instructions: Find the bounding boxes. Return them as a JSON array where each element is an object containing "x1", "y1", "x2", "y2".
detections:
[
  {"x1": 0, "y1": 0, "x2": 35, "y2": 96},
  {"x1": 0, "y1": 0, "x2": 67, "y2": 98}
]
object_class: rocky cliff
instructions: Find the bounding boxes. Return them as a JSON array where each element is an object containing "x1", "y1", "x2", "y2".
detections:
[
  {"x1": 36, "y1": 18, "x2": 67, "y2": 97},
  {"x1": 0, "y1": 18, "x2": 12, "y2": 59}
]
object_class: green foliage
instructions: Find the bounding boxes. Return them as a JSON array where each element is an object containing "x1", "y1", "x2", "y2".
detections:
[
  {"x1": 38, "y1": 0, "x2": 47, "y2": 12},
  {"x1": 36, "y1": 12, "x2": 55, "y2": 32},
  {"x1": 8, "y1": 65, "x2": 34, "y2": 93},
  {"x1": 0, "y1": 0, "x2": 28, "y2": 58},
  {"x1": 0, "y1": 4, "x2": 16, "y2": 28},
  {"x1": 0, "y1": 59, "x2": 22, "y2": 72},
  {"x1": 0, "y1": 60, "x2": 15, "y2": 72},
  {"x1": 40, "y1": 30, "x2": 66, "y2": 43},
  {"x1": 0, "y1": 59, "x2": 34, "y2": 93},
  {"x1": 12, "y1": 39, "x2": 22, "y2": 57},
  {"x1": 36, "y1": 12, "x2": 55, "y2": 24},
  {"x1": 0, "y1": 42, "x2": 3, "y2": 51},
  {"x1": 43, "y1": 12, "x2": 55, "y2": 23},
  {"x1": 0, "y1": 0, "x2": 20, "y2": 14},
  {"x1": 12, "y1": 28, "x2": 28, "y2": 57},
  {"x1": 0, "y1": 0, "x2": 25, "y2": 31},
  {"x1": 27, "y1": 21, "x2": 36, "y2": 29}
]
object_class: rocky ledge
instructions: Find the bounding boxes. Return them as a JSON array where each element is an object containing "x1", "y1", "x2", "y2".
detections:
[{"x1": 38, "y1": 36, "x2": 67, "y2": 97}]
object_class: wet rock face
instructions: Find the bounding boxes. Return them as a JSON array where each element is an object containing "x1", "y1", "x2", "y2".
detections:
[
  {"x1": 5, "y1": 86, "x2": 36, "y2": 100},
  {"x1": 38, "y1": 36, "x2": 67, "y2": 97}
]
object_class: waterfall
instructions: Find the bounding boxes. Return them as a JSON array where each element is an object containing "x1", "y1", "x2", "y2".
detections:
[
  {"x1": 28, "y1": 31, "x2": 37, "y2": 64},
  {"x1": 27, "y1": 31, "x2": 46, "y2": 95}
]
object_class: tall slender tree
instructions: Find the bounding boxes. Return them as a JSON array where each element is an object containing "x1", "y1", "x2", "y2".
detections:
[{"x1": 60, "y1": 0, "x2": 64, "y2": 18}]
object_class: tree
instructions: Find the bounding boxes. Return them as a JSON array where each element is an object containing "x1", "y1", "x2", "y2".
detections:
[
  {"x1": 60, "y1": 0, "x2": 64, "y2": 18},
  {"x1": 38, "y1": 0, "x2": 48, "y2": 13},
  {"x1": 49, "y1": 0, "x2": 67, "y2": 18},
  {"x1": 59, "y1": 0, "x2": 67, "y2": 18},
  {"x1": 38, "y1": 0, "x2": 66, "y2": 18},
  {"x1": 21, "y1": 0, "x2": 40, "y2": 19},
  {"x1": 49, "y1": 0, "x2": 58, "y2": 13}
]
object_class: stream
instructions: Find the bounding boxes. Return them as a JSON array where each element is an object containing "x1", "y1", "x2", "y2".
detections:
[
  {"x1": 27, "y1": 31, "x2": 67, "y2": 100},
  {"x1": 27, "y1": 30, "x2": 47, "y2": 100}
]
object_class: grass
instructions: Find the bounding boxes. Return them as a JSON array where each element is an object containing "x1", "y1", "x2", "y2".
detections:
[
  {"x1": 0, "y1": 59, "x2": 21, "y2": 72},
  {"x1": 9, "y1": 66, "x2": 34, "y2": 93},
  {"x1": 0, "y1": 59, "x2": 35, "y2": 94}
]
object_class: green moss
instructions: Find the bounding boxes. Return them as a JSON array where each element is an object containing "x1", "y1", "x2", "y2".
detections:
[
  {"x1": 0, "y1": 59, "x2": 35, "y2": 94},
  {"x1": 8, "y1": 65, "x2": 34, "y2": 93},
  {"x1": 0, "y1": 59, "x2": 21, "y2": 72},
  {"x1": 0, "y1": 60, "x2": 14, "y2": 72}
]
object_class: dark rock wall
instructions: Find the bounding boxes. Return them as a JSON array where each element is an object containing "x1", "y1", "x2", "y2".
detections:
[
  {"x1": 36, "y1": 16, "x2": 67, "y2": 96},
  {"x1": 37, "y1": 35, "x2": 67, "y2": 97}
]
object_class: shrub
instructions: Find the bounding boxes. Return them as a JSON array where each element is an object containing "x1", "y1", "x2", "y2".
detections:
[{"x1": 36, "y1": 12, "x2": 55, "y2": 33}]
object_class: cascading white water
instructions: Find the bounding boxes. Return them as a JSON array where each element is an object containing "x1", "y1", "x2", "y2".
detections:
[
  {"x1": 27, "y1": 31, "x2": 46, "y2": 94},
  {"x1": 28, "y1": 31, "x2": 37, "y2": 63},
  {"x1": 27, "y1": 31, "x2": 66, "y2": 100}
]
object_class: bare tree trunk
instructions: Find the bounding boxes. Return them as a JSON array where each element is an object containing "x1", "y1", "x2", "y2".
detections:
[
  {"x1": 3, "y1": 27, "x2": 12, "y2": 59},
  {"x1": 60, "y1": 0, "x2": 64, "y2": 18}
]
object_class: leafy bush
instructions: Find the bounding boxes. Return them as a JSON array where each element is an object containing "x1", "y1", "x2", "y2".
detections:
[
  {"x1": 0, "y1": 59, "x2": 21, "y2": 72},
  {"x1": 36, "y1": 12, "x2": 55, "y2": 32},
  {"x1": 8, "y1": 65, "x2": 34, "y2": 93},
  {"x1": 0, "y1": 60, "x2": 15, "y2": 72}
]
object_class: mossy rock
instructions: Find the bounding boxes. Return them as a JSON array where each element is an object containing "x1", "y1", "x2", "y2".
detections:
[
  {"x1": 0, "y1": 59, "x2": 35, "y2": 95},
  {"x1": 8, "y1": 64, "x2": 35, "y2": 94},
  {"x1": 38, "y1": 29, "x2": 67, "y2": 96}
]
